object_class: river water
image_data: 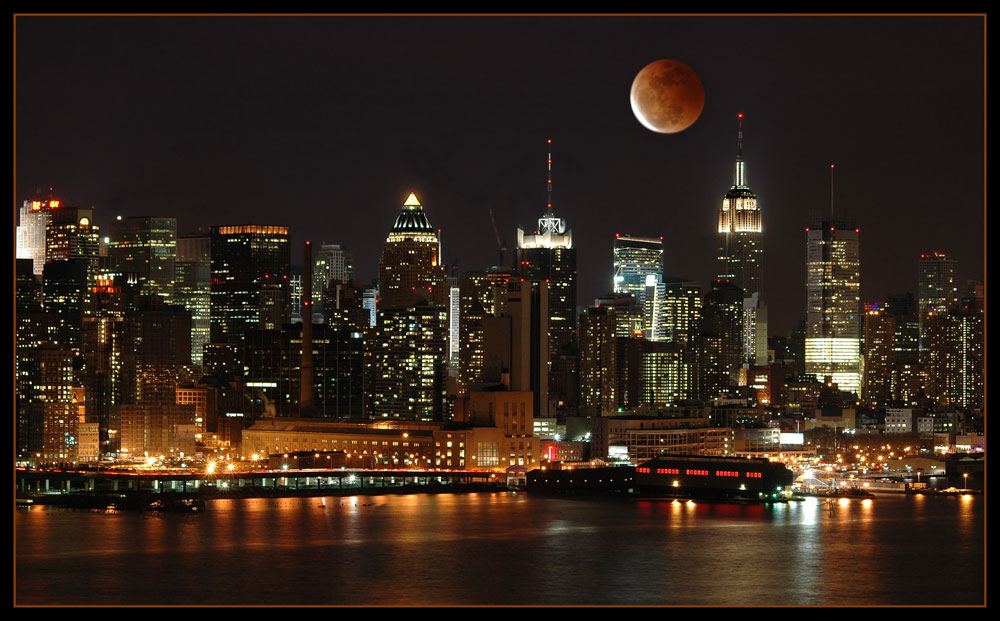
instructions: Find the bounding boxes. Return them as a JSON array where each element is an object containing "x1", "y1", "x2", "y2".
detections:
[{"x1": 15, "y1": 492, "x2": 984, "y2": 606}]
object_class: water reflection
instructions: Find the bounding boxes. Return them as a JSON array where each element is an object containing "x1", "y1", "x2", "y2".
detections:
[{"x1": 15, "y1": 493, "x2": 984, "y2": 606}]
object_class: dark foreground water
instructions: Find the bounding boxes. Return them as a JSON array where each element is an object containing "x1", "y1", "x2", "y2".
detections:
[{"x1": 16, "y1": 492, "x2": 984, "y2": 606}]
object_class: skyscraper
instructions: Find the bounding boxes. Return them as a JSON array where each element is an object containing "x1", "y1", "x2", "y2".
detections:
[
  {"x1": 175, "y1": 233, "x2": 211, "y2": 365},
  {"x1": 378, "y1": 192, "x2": 448, "y2": 310},
  {"x1": 804, "y1": 168, "x2": 861, "y2": 395},
  {"x1": 209, "y1": 224, "x2": 291, "y2": 347},
  {"x1": 45, "y1": 206, "x2": 101, "y2": 270},
  {"x1": 613, "y1": 234, "x2": 663, "y2": 300},
  {"x1": 517, "y1": 139, "x2": 577, "y2": 413},
  {"x1": 716, "y1": 114, "x2": 763, "y2": 297},
  {"x1": 862, "y1": 303, "x2": 896, "y2": 408},
  {"x1": 370, "y1": 193, "x2": 449, "y2": 420},
  {"x1": 16, "y1": 191, "x2": 61, "y2": 276},
  {"x1": 918, "y1": 251, "x2": 959, "y2": 349},
  {"x1": 108, "y1": 216, "x2": 178, "y2": 303},
  {"x1": 716, "y1": 114, "x2": 766, "y2": 366}
]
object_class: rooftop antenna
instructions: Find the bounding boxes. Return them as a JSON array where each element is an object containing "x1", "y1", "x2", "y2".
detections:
[
  {"x1": 735, "y1": 113, "x2": 745, "y2": 186},
  {"x1": 830, "y1": 163, "x2": 835, "y2": 220},
  {"x1": 547, "y1": 138, "x2": 553, "y2": 214},
  {"x1": 537, "y1": 138, "x2": 565, "y2": 235}
]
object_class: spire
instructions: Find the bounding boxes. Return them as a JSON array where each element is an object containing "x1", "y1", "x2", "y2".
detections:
[
  {"x1": 829, "y1": 164, "x2": 835, "y2": 220},
  {"x1": 546, "y1": 138, "x2": 553, "y2": 213},
  {"x1": 392, "y1": 191, "x2": 434, "y2": 233},
  {"x1": 538, "y1": 138, "x2": 566, "y2": 235},
  {"x1": 734, "y1": 113, "x2": 746, "y2": 188},
  {"x1": 403, "y1": 191, "x2": 422, "y2": 209}
]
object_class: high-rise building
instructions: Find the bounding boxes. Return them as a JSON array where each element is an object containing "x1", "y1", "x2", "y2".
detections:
[
  {"x1": 82, "y1": 273, "x2": 141, "y2": 455},
  {"x1": 698, "y1": 280, "x2": 743, "y2": 399},
  {"x1": 369, "y1": 306, "x2": 448, "y2": 420},
  {"x1": 884, "y1": 292, "x2": 920, "y2": 366},
  {"x1": 108, "y1": 216, "x2": 178, "y2": 303},
  {"x1": 805, "y1": 173, "x2": 861, "y2": 395},
  {"x1": 862, "y1": 303, "x2": 896, "y2": 408},
  {"x1": 209, "y1": 224, "x2": 291, "y2": 347},
  {"x1": 742, "y1": 292, "x2": 768, "y2": 366},
  {"x1": 613, "y1": 234, "x2": 663, "y2": 301},
  {"x1": 175, "y1": 233, "x2": 211, "y2": 365},
  {"x1": 378, "y1": 192, "x2": 448, "y2": 310},
  {"x1": 370, "y1": 193, "x2": 449, "y2": 420},
  {"x1": 661, "y1": 279, "x2": 702, "y2": 347},
  {"x1": 16, "y1": 191, "x2": 62, "y2": 276},
  {"x1": 578, "y1": 305, "x2": 620, "y2": 416},
  {"x1": 517, "y1": 140, "x2": 577, "y2": 413},
  {"x1": 924, "y1": 285, "x2": 983, "y2": 410},
  {"x1": 503, "y1": 280, "x2": 551, "y2": 419},
  {"x1": 45, "y1": 206, "x2": 101, "y2": 272},
  {"x1": 448, "y1": 277, "x2": 461, "y2": 364},
  {"x1": 42, "y1": 259, "x2": 90, "y2": 357},
  {"x1": 918, "y1": 251, "x2": 959, "y2": 349},
  {"x1": 314, "y1": 243, "x2": 353, "y2": 301},
  {"x1": 716, "y1": 115, "x2": 765, "y2": 366}
]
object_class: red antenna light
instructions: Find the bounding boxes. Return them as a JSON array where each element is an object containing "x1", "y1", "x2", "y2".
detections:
[{"x1": 738, "y1": 113, "x2": 743, "y2": 119}]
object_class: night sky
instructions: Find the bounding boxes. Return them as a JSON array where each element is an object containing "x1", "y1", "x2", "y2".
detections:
[{"x1": 15, "y1": 16, "x2": 984, "y2": 335}]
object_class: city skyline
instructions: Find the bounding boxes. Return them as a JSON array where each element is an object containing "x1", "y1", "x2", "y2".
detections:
[{"x1": 15, "y1": 15, "x2": 984, "y2": 336}]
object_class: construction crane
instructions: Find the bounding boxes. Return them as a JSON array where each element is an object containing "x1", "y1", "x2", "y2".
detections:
[{"x1": 487, "y1": 206, "x2": 509, "y2": 269}]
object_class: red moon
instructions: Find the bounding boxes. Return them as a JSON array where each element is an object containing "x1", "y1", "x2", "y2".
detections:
[{"x1": 630, "y1": 59, "x2": 705, "y2": 134}]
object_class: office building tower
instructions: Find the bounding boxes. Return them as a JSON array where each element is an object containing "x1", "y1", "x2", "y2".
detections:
[
  {"x1": 42, "y1": 259, "x2": 89, "y2": 357},
  {"x1": 504, "y1": 280, "x2": 551, "y2": 419},
  {"x1": 716, "y1": 115, "x2": 765, "y2": 365},
  {"x1": 804, "y1": 169, "x2": 861, "y2": 395},
  {"x1": 449, "y1": 277, "x2": 461, "y2": 363},
  {"x1": 362, "y1": 286, "x2": 378, "y2": 327},
  {"x1": 918, "y1": 251, "x2": 959, "y2": 349},
  {"x1": 108, "y1": 216, "x2": 178, "y2": 303},
  {"x1": 742, "y1": 292, "x2": 768, "y2": 366},
  {"x1": 642, "y1": 274, "x2": 667, "y2": 341},
  {"x1": 370, "y1": 193, "x2": 449, "y2": 420},
  {"x1": 378, "y1": 192, "x2": 448, "y2": 310},
  {"x1": 517, "y1": 140, "x2": 577, "y2": 412},
  {"x1": 45, "y1": 206, "x2": 101, "y2": 271},
  {"x1": 17, "y1": 259, "x2": 61, "y2": 458},
  {"x1": 314, "y1": 243, "x2": 353, "y2": 302},
  {"x1": 369, "y1": 306, "x2": 449, "y2": 420},
  {"x1": 324, "y1": 280, "x2": 372, "y2": 332},
  {"x1": 639, "y1": 341, "x2": 697, "y2": 408},
  {"x1": 862, "y1": 304, "x2": 896, "y2": 408},
  {"x1": 579, "y1": 305, "x2": 620, "y2": 416},
  {"x1": 613, "y1": 234, "x2": 664, "y2": 300},
  {"x1": 661, "y1": 279, "x2": 702, "y2": 347},
  {"x1": 175, "y1": 233, "x2": 212, "y2": 365},
  {"x1": 16, "y1": 191, "x2": 61, "y2": 275},
  {"x1": 698, "y1": 280, "x2": 744, "y2": 399},
  {"x1": 716, "y1": 115, "x2": 763, "y2": 296},
  {"x1": 924, "y1": 286, "x2": 983, "y2": 410},
  {"x1": 82, "y1": 273, "x2": 141, "y2": 455},
  {"x1": 209, "y1": 224, "x2": 291, "y2": 347},
  {"x1": 116, "y1": 297, "x2": 196, "y2": 457},
  {"x1": 884, "y1": 292, "x2": 920, "y2": 365}
]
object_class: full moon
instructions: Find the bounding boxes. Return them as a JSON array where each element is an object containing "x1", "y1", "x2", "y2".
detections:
[{"x1": 630, "y1": 59, "x2": 705, "y2": 134}]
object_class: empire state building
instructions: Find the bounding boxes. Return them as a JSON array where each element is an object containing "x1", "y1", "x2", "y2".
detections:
[
  {"x1": 716, "y1": 114, "x2": 762, "y2": 297},
  {"x1": 716, "y1": 114, "x2": 766, "y2": 365}
]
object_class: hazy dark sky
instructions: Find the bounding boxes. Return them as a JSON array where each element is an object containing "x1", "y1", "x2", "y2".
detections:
[{"x1": 15, "y1": 15, "x2": 984, "y2": 335}]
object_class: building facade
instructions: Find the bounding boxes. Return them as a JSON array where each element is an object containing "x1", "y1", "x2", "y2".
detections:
[{"x1": 805, "y1": 216, "x2": 861, "y2": 395}]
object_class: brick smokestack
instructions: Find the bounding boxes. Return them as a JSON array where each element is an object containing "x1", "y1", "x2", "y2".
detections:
[{"x1": 299, "y1": 240, "x2": 314, "y2": 417}]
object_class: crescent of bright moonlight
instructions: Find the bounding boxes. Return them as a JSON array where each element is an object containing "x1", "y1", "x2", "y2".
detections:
[{"x1": 630, "y1": 59, "x2": 705, "y2": 134}]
